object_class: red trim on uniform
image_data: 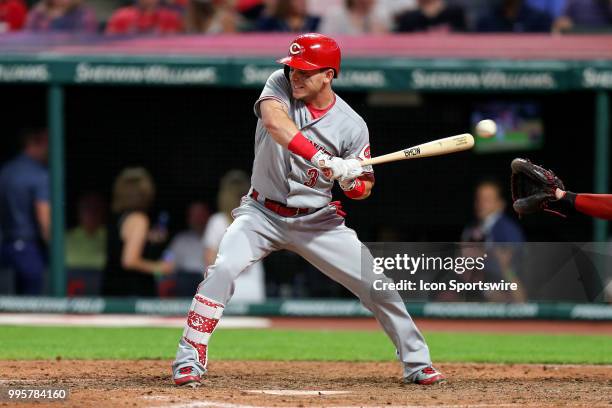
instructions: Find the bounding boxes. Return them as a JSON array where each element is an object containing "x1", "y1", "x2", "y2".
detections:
[
  {"x1": 187, "y1": 311, "x2": 219, "y2": 333},
  {"x1": 575, "y1": 194, "x2": 612, "y2": 220},
  {"x1": 184, "y1": 338, "x2": 208, "y2": 366},
  {"x1": 306, "y1": 95, "x2": 336, "y2": 120},
  {"x1": 343, "y1": 178, "x2": 367, "y2": 199},
  {"x1": 194, "y1": 294, "x2": 223, "y2": 309},
  {"x1": 329, "y1": 200, "x2": 346, "y2": 217},
  {"x1": 288, "y1": 131, "x2": 319, "y2": 161}
]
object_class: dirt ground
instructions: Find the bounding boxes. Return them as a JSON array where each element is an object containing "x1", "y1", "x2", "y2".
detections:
[{"x1": 1, "y1": 360, "x2": 611, "y2": 408}]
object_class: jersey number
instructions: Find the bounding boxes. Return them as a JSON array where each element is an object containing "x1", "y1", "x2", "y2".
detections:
[{"x1": 304, "y1": 168, "x2": 319, "y2": 187}]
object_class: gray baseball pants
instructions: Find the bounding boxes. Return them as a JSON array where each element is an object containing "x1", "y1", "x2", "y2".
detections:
[{"x1": 173, "y1": 197, "x2": 432, "y2": 380}]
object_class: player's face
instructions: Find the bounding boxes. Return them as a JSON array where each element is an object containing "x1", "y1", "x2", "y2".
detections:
[{"x1": 289, "y1": 68, "x2": 333, "y2": 102}]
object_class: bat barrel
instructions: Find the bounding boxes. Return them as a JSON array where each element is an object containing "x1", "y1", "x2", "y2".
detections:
[
  {"x1": 418, "y1": 133, "x2": 474, "y2": 157},
  {"x1": 360, "y1": 133, "x2": 474, "y2": 167}
]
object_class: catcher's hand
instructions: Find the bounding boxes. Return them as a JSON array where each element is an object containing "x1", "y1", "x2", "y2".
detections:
[{"x1": 510, "y1": 158, "x2": 568, "y2": 217}]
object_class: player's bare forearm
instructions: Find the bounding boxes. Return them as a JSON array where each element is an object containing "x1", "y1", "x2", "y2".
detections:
[
  {"x1": 260, "y1": 99, "x2": 299, "y2": 148},
  {"x1": 35, "y1": 201, "x2": 51, "y2": 242},
  {"x1": 121, "y1": 212, "x2": 173, "y2": 275}
]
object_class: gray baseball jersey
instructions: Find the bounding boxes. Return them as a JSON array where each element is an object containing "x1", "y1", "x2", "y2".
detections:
[
  {"x1": 172, "y1": 70, "x2": 433, "y2": 384},
  {"x1": 251, "y1": 69, "x2": 373, "y2": 209}
]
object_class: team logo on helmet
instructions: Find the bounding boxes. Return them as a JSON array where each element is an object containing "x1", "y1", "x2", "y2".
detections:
[{"x1": 289, "y1": 42, "x2": 303, "y2": 55}]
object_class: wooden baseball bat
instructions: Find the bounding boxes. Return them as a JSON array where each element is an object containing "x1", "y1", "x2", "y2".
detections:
[{"x1": 360, "y1": 133, "x2": 474, "y2": 167}]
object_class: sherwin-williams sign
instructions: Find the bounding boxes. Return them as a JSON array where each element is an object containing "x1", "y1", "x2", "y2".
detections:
[{"x1": 0, "y1": 57, "x2": 611, "y2": 90}]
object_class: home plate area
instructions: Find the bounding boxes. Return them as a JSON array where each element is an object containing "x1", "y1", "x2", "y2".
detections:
[
  {"x1": 245, "y1": 390, "x2": 350, "y2": 396},
  {"x1": 1, "y1": 360, "x2": 610, "y2": 408}
]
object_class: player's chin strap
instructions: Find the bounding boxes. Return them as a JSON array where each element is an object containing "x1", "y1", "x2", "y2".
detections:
[{"x1": 182, "y1": 294, "x2": 225, "y2": 369}]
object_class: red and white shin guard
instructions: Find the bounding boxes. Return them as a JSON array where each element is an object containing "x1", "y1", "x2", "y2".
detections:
[{"x1": 182, "y1": 294, "x2": 225, "y2": 369}]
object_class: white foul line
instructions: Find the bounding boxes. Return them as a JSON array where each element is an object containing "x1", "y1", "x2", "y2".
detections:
[
  {"x1": 153, "y1": 400, "x2": 529, "y2": 408},
  {"x1": 245, "y1": 390, "x2": 350, "y2": 396}
]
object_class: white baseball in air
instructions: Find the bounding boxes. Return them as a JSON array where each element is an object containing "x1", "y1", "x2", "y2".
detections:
[{"x1": 475, "y1": 119, "x2": 497, "y2": 138}]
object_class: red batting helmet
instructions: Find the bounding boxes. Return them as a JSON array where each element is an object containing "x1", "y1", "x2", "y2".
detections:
[{"x1": 277, "y1": 33, "x2": 341, "y2": 78}]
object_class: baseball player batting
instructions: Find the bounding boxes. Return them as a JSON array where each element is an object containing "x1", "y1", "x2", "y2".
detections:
[{"x1": 172, "y1": 33, "x2": 445, "y2": 387}]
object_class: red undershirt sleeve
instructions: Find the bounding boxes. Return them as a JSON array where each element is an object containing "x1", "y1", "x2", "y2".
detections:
[{"x1": 574, "y1": 194, "x2": 612, "y2": 220}]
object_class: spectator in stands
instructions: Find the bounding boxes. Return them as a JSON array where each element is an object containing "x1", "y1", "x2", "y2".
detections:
[
  {"x1": 445, "y1": 0, "x2": 490, "y2": 30},
  {"x1": 373, "y1": 0, "x2": 414, "y2": 29},
  {"x1": 165, "y1": 0, "x2": 188, "y2": 14},
  {"x1": 0, "y1": 128, "x2": 49, "y2": 295},
  {"x1": 245, "y1": 0, "x2": 272, "y2": 25},
  {"x1": 235, "y1": 0, "x2": 264, "y2": 25},
  {"x1": 165, "y1": 201, "x2": 210, "y2": 297},
  {"x1": 102, "y1": 167, "x2": 173, "y2": 297},
  {"x1": 106, "y1": 0, "x2": 183, "y2": 35},
  {"x1": 526, "y1": 0, "x2": 566, "y2": 19},
  {"x1": 476, "y1": 0, "x2": 552, "y2": 32},
  {"x1": 459, "y1": 180, "x2": 526, "y2": 302},
  {"x1": 462, "y1": 180, "x2": 525, "y2": 243},
  {"x1": 319, "y1": 0, "x2": 390, "y2": 34},
  {"x1": 202, "y1": 170, "x2": 265, "y2": 303},
  {"x1": 184, "y1": 0, "x2": 243, "y2": 33},
  {"x1": 25, "y1": 0, "x2": 98, "y2": 33},
  {"x1": 395, "y1": 0, "x2": 466, "y2": 33},
  {"x1": 553, "y1": 0, "x2": 612, "y2": 33},
  {"x1": 0, "y1": 0, "x2": 27, "y2": 32},
  {"x1": 66, "y1": 192, "x2": 106, "y2": 296},
  {"x1": 255, "y1": 0, "x2": 319, "y2": 32}
]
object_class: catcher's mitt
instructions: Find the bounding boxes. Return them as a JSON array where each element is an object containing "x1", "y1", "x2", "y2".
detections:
[{"x1": 510, "y1": 158, "x2": 566, "y2": 217}]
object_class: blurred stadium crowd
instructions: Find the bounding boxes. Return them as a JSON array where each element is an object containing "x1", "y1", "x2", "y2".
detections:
[
  {"x1": 1, "y1": 0, "x2": 612, "y2": 35},
  {"x1": 0, "y1": 128, "x2": 535, "y2": 302},
  {"x1": 0, "y1": 128, "x2": 269, "y2": 299}
]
